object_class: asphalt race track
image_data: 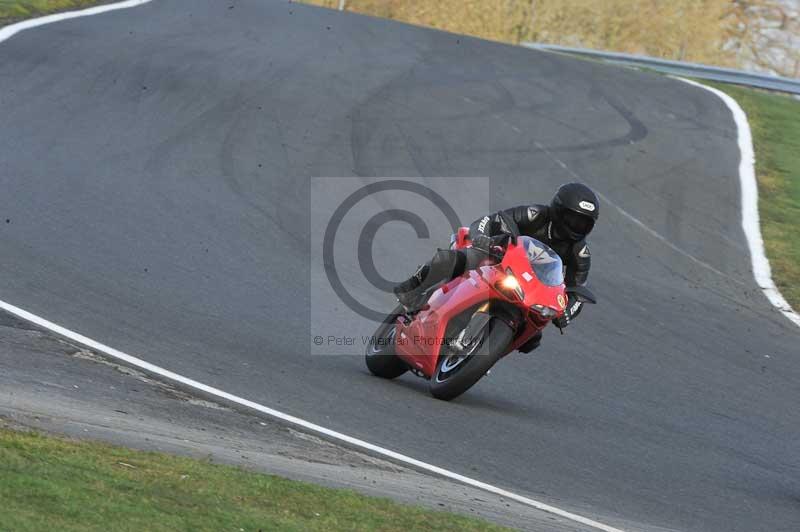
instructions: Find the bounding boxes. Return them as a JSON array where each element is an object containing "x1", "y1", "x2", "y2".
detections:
[{"x1": 1, "y1": 1, "x2": 799, "y2": 531}]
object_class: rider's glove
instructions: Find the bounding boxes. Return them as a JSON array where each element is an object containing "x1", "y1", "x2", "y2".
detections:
[
  {"x1": 552, "y1": 296, "x2": 584, "y2": 329},
  {"x1": 552, "y1": 306, "x2": 572, "y2": 329},
  {"x1": 471, "y1": 234, "x2": 494, "y2": 252}
]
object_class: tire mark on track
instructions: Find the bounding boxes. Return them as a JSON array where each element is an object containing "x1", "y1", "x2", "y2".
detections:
[{"x1": 547, "y1": 86, "x2": 648, "y2": 153}]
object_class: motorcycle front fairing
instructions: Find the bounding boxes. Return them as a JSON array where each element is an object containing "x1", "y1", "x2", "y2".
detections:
[
  {"x1": 501, "y1": 237, "x2": 567, "y2": 316},
  {"x1": 394, "y1": 266, "x2": 506, "y2": 377},
  {"x1": 394, "y1": 236, "x2": 569, "y2": 378}
]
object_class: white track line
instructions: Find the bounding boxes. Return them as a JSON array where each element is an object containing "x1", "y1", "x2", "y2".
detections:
[
  {"x1": 0, "y1": 3, "x2": 626, "y2": 531},
  {"x1": 677, "y1": 78, "x2": 800, "y2": 328},
  {"x1": 0, "y1": 299, "x2": 626, "y2": 532},
  {"x1": 0, "y1": 0, "x2": 153, "y2": 42}
]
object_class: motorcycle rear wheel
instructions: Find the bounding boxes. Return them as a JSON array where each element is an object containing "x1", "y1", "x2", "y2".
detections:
[
  {"x1": 429, "y1": 319, "x2": 512, "y2": 401},
  {"x1": 365, "y1": 307, "x2": 408, "y2": 379}
]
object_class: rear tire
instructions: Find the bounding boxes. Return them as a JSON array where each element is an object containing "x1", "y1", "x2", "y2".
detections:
[
  {"x1": 429, "y1": 319, "x2": 512, "y2": 401},
  {"x1": 365, "y1": 307, "x2": 408, "y2": 379}
]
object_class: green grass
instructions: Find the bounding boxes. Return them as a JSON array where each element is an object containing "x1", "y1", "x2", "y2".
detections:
[
  {"x1": 708, "y1": 84, "x2": 800, "y2": 310},
  {"x1": 0, "y1": 0, "x2": 106, "y2": 26},
  {"x1": 0, "y1": 426, "x2": 509, "y2": 532}
]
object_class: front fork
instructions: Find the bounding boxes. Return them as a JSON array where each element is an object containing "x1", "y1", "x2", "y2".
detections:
[{"x1": 460, "y1": 300, "x2": 522, "y2": 347}]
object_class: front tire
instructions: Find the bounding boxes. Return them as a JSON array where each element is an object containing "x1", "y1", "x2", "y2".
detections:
[
  {"x1": 429, "y1": 319, "x2": 513, "y2": 401},
  {"x1": 365, "y1": 307, "x2": 408, "y2": 379}
]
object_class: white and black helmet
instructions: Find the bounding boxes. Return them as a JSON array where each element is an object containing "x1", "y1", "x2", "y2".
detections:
[{"x1": 550, "y1": 182, "x2": 599, "y2": 240}]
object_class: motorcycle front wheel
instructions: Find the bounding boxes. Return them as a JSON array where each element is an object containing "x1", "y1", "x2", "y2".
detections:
[
  {"x1": 365, "y1": 306, "x2": 408, "y2": 379},
  {"x1": 429, "y1": 319, "x2": 512, "y2": 401}
]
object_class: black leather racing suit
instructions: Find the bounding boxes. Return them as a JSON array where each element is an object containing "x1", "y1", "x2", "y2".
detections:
[
  {"x1": 470, "y1": 204, "x2": 591, "y2": 297},
  {"x1": 395, "y1": 204, "x2": 591, "y2": 325}
]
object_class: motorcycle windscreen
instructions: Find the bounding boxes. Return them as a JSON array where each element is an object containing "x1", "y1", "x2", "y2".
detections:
[{"x1": 519, "y1": 236, "x2": 564, "y2": 287}]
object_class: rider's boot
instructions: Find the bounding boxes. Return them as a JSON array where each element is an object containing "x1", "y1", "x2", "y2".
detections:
[
  {"x1": 394, "y1": 250, "x2": 463, "y2": 313},
  {"x1": 393, "y1": 264, "x2": 430, "y2": 313},
  {"x1": 394, "y1": 287, "x2": 428, "y2": 314}
]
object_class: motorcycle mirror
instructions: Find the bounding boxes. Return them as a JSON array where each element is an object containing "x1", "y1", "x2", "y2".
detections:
[{"x1": 566, "y1": 285, "x2": 597, "y2": 304}]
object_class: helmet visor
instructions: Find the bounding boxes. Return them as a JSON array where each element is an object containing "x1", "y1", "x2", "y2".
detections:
[{"x1": 561, "y1": 209, "x2": 595, "y2": 237}]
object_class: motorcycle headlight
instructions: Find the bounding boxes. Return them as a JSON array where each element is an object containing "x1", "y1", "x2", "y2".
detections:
[{"x1": 496, "y1": 268, "x2": 524, "y2": 300}]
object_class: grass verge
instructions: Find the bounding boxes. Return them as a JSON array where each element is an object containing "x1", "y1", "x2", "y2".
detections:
[
  {"x1": 707, "y1": 84, "x2": 800, "y2": 310},
  {"x1": 0, "y1": 0, "x2": 107, "y2": 26},
  {"x1": 0, "y1": 426, "x2": 510, "y2": 532}
]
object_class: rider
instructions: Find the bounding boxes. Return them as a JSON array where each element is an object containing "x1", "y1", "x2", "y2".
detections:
[{"x1": 393, "y1": 182, "x2": 598, "y2": 343}]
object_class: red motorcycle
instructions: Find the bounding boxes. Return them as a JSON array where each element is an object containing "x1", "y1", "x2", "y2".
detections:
[{"x1": 366, "y1": 227, "x2": 596, "y2": 400}]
